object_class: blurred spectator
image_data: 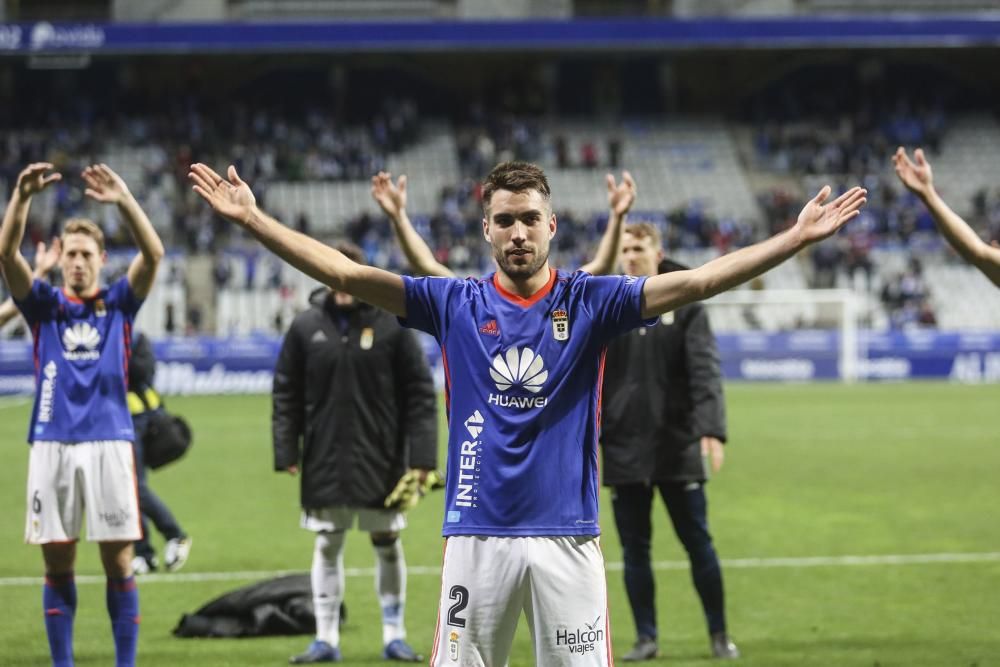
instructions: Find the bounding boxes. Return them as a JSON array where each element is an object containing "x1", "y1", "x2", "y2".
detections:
[
  {"x1": 880, "y1": 256, "x2": 936, "y2": 329},
  {"x1": 810, "y1": 240, "x2": 842, "y2": 289},
  {"x1": 556, "y1": 135, "x2": 569, "y2": 168},
  {"x1": 608, "y1": 137, "x2": 622, "y2": 169}
]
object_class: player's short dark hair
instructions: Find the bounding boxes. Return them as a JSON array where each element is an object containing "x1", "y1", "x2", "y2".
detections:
[
  {"x1": 62, "y1": 218, "x2": 105, "y2": 253},
  {"x1": 482, "y1": 161, "x2": 551, "y2": 214},
  {"x1": 334, "y1": 240, "x2": 366, "y2": 265}
]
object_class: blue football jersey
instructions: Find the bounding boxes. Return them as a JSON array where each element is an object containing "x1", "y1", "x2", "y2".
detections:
[
  {"x1": 402, "y1": 269, "x2": 651, "y2": 537},
  {"x1": 15, "y1": 277, "x2": 143, "y2": 444}
]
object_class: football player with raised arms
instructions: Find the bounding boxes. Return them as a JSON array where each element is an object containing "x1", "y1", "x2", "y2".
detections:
[
  {"x1": 0, "y1": 162, "x2": 164, "y2": 667},
  {"x1": 190, "y1": 159, "x2": 864, "y2": 666}
]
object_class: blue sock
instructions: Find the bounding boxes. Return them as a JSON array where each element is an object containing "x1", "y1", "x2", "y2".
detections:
[
  {"x1": 43, "y1": 572, "x2": 77, "y2": 667},
  {"x1": 106, "y1": 576, "x2": 140, "y2": 667}
]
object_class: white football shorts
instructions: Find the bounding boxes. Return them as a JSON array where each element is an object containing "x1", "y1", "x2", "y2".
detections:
[
  {"x1": 25, "y1": 440, "x2": 141, "y2": 544},
  {"x1": 301, "y1": 506, "x2": 407, "y2": 533},
  {"x1": 430, "y1": 535, "x2": 613, "y2": 667}
]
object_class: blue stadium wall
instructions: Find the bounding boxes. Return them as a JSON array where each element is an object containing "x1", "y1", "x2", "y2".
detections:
[
  {"x1": 2, "y1": 331, "x2": 1000, "y2": 396},
  {"x1": 4, "y1": 16, "x2": 1000, "y2": 54}
]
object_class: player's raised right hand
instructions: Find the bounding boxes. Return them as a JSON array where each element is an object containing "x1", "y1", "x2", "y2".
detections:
[
  {"x1": 189, "y1": 163, "x2": 257, "y2": 225},
  {"x1": 371, "y1": 171, "x2": 407, "y2": 221},
  {"x1": 607, "y1": 170, "x2": 636, "y2": 218},
  {"x1": 15, "y1": 162, "x2": 61, "y2": 198},
  {"x1": 893, "y1": 146, "x2": 935, "y2": 199}
]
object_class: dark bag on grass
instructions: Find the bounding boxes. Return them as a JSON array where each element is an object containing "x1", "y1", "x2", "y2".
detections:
[
  {"x1": 173, "y1": 574, "x2": 345, "y2": 638},
  {"x1": 143, "y1": 408, "x2": 192, "y2": 470}
]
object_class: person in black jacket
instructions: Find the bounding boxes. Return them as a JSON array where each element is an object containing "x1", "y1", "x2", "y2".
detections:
[
  {"x1": 272, "y1": 241, "x2": 438, "y2": 665},
  {"x1": 128, "y1": 332, "x2": 192, "y2": 574},
  {"x1": 601, "y1": 223, "x2": 739, "y2": 661}
]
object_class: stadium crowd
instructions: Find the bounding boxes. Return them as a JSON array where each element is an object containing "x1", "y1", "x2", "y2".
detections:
[{"x1": 4, "y1": 82, "x2": 996, "y2": 335}]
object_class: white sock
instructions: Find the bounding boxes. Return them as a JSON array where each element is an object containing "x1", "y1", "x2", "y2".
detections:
[
  {"x1": 312, "y1": 530, "x2": 346, "y2": 647},
  {"x1": 374, "y1": 540, "x2": 406, "y2": 644}
]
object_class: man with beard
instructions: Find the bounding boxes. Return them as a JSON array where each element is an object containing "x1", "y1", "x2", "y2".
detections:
[
  {"x1": 373, "y1": 174, "x2": 738, "y2": 661},
  {"x1": 369, "y1": 170, "x2": 636, "y2": 278},
  {"x1": 190, "y1": 159, "x2": 865, "y2": 666}
]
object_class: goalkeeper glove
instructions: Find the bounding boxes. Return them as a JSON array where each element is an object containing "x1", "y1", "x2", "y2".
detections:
[
  {"x1": 426, "y1": 469, "x2": 445, "y2": 491},
  {"x1": 384, "y1": 469, "x2": 443, "y2": 511}
]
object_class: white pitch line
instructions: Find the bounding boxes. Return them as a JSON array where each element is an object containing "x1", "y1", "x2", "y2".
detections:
[
  {"x1": 1, "y1": 551, "x2": 999, "y2": 587},
  {"x1": 0, "y1": 397, "x2": 29, "y2": 410}
]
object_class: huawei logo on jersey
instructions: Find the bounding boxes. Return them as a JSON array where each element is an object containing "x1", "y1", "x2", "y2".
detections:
[
  {"x1": 62, "y1": 322, "x2": 101, "y2": 361},
  {"x1": 488, "y1": 346, "x2": 549, "y2": 409},
  {"x1": 490, "y1": 346, "x2": 547, "y2": 393}
]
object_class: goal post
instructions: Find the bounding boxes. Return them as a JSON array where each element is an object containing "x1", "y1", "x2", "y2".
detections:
[{"x1": 702, "y1": 288, "x2": 862, "y2": 383}]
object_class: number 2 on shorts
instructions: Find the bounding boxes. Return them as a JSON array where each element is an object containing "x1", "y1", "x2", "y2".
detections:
[{"x1": 447, "y1": 584, "x2": 468, "y2": 628}]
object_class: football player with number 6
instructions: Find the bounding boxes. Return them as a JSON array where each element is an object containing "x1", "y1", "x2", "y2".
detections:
[{"x1": 0, "y1": 162, "x2": 164, "y2": 667}]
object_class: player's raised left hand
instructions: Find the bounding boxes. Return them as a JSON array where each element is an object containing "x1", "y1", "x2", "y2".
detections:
[
  {"x1": 607, "y1": 171, "x2": 636, "y2": 218},
  {"x1": 793, "y1": 185, "x2": 866, "y2": 246},
  {"x1": 189, "y1": 164, "x2": 257, "y2": 225},
  {"x1": 82, "y1": 163, "x2": 131, "y2": 205}
]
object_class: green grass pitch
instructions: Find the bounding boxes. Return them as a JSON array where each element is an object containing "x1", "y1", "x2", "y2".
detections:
[{"x1": 1, "y1": 382, "x2": 998, "y2": 665}]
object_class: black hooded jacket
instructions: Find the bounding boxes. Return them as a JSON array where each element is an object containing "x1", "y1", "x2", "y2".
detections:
[
  {"x1": 272, "y1": 288, "x2": 438, "y2": 509},
  {"x1": 600, "y1": 261, "x2": 727, "y2": 484}
]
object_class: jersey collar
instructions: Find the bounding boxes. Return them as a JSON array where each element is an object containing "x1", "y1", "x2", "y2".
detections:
[
  {"x1": 62, "y1": 287, "x2": 101, "y2": 304},
  {"x1": 492, "y1": 268, "x2": 556, "y2": 308}
]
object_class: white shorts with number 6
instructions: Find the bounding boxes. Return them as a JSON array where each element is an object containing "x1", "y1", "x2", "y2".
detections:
[
  {"x1": 430, "y1": 535, "x2": 613, "y2": 667},
  {"x1": 25, "y1": 440, "x2": 141, "y2": 544}
]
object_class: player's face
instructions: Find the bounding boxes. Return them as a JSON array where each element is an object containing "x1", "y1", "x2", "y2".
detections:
[
  {"x1": 620, "y1": 232, "x2": 663, "y2": 277},
  {"x1": 483, "y1": 188, "x2": 556, "y2": 280},
  {"x1": 60, "y1": 233, "x2": 105, "y2": 295}
]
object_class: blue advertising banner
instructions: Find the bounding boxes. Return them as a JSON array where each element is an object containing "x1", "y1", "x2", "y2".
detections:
[
  {"x1": 2, "y1": 331, "x2": 1000, "y2": 396},
  {"x1": 1, "y1": 17, "x2": 1000, "y2": 55}
]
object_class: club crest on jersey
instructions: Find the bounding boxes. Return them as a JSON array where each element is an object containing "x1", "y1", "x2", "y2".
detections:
[
  {"x1": 94, "y1": 299, "x2": 107, "y2": 317},
  {"x1": 478, "y1": 319, "x2": 500, "y2": 337},
  {"x1": 360, "y1": 327, "x2": 374, "y2": 350},
  {"x1": 551, "y1": 309, "x2": 569, "y2": 341}
]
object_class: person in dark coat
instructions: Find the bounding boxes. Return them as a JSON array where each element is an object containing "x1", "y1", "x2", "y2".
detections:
[
  {"x1": 272, "y1": 241, "x2": 438, "y2": 664},
  {"x1": 600, "y1": 223, "x2": 739, "y2": 661}
]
